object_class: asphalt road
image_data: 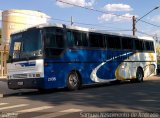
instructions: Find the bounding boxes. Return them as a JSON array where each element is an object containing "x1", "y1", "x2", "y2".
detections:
[{"x1": 0, "y1": 76, "x2": 160, "y2": 118}]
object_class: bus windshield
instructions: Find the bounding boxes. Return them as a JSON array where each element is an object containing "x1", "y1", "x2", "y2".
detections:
[{"x1": 9, "y1": 29, "x2": 42, "y2": 60}]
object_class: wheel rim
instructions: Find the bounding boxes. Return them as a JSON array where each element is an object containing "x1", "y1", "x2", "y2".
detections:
[
  {"x1": 69, "y1": 73, "x2": 78, "y2": 87},
  {"x1": 137, "y1": 70, "x2": 142, "y2": 81}
]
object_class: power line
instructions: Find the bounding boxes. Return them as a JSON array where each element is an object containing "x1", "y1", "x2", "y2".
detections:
[
  {"x1": 0, "y1": 9, "x2": 132, "y2": 31},
  {"x1": 53, "y1": 18, "x2": 131, "y2": 31},
  {"x1": 2, "y1": 8, "x2": 159, "y2": 36},
  {"x1": 137, "y1": 31, "x2": 154, "y2": 37},
  {"x1": 56, "y1": 1, "x2": 160, "y2": 29},
  {"x1": 56, "y1": 0, "x2": 160, "y2": 38},
  {"x1": 2, "y1": 8, "x2": 160, "y2": 29},
  {"x1": 0, "y1": 18, "x2": 131, "y2": 32},
  {"x1": 56, "y1": 0, "x2": 132, "y2": 19},
  {"x1": 138, "y1": 19, "x2": 160, "y2": 28},
  {"x1": 0, "y1": 16, "x2": 132, "y2": 32},
  {"x1": 3, "y1": 8, "x2": 158, "y2": 32},
  {"x1": 137, "y1": 30, "x2": 160, "y2": 39},
  {"x1": 136, "y1": 6, "x2": 160, "y2": 23},
  {"x1": 0, "y1": 10, "x2": 122, "y2": 26},
  {"x1": 1, "y1": 12, "x2": 159, "y2": 40},
  {"x1": 51, "y1": 18, "x2": 70, "y2": 23}
]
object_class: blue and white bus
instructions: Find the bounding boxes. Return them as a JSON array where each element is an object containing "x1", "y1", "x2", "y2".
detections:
[{"x1": 7, "y1": 24, "x2": 157, "y2": 90}]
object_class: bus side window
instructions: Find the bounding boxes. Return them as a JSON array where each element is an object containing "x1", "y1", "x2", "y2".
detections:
[
  {"x1": 135, "y1": 40, "x2": 140, "y2": 50},
  {"x1": 55, "y1": 29, "x2": 64, "y2": 48},
  {"x1": 114, "y1": 36, "x2": 121, "y2": 49},
  {"x1": 67, "y1": 31, "x2": 74, "y2": 47},
  {"x1": 140, "y1": 40, "x2": 144, "y2": 51},
  {"x1": 45, "y1": 27, "x2": 65, "y2": 57},
  {"x1": 89, "y1": 33, "x2": 106, "y2": 48},
  {"x1": 135, "y1": 39, "x2": 144, "y2": 51},
  {"x1": 144, "y1": 41, "x2": 150, "y2": 51},
  {"x1": 73, "y1": 31, "x2": 82, "y2": 46},
  {"x1": 150, "y1": 41, "x2": 154, "y2": 51},
  {"x1": 122, "y1": 37, "x2": 133, "y2": 50},
  {"x1": 107, "y1": 36, "x2": 114, "y2": 49},
  {"x1": 89, "y1": 33, "x2": 99, "y2": 48},
  {"x1": 107, "y1": 35, "x2": 121, "y2": 49},
  {"x1": 81, "y1": 33, "x2": 88, "y2": 47},
  {"x1": 67, "y1": 30, "x2": 88, "y2": 47}
]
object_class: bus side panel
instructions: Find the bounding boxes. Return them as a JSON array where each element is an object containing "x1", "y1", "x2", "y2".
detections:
[
  {"x1": 43, "y1": 62, "x2": 94, "y2": 89},
  {"x1": 43, "y1": 49, "x2": 135, "y2": 89},
  {"x1": 43, "y1": 50, "x2": 156, "y2": 89},
  {"x1": 115, "y1": 52, "x2": 157, "y2": 80},
  {"x1": 43, "y1": 62, "x2": 67, "y2": 89},
  {"x1": 43, "y1": 60, "x2": 94, "y2": 89}
]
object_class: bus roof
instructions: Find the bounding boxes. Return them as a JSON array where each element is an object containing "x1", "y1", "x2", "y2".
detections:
[
  {"x1": 37, "y1": 23, "x2": 138, "y2": 39},
  {"x1": 11, "y1": 23, "x2": 154, "y2": 41},
  {"x1": 138, "y1": 36, "x2": 154, "y2": 41}
]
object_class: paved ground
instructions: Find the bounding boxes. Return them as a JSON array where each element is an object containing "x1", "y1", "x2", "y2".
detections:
[
  {"x1": 0, "y1": 79, "x2": 36, "y2": 98},
  {"x1": 0, "y1": 76, "x2": 160, "y2": 118}
]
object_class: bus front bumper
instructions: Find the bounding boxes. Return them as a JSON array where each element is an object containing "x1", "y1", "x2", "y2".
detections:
[{"x1": 8, "y1": 78, "x2": 44, "y2": 89}]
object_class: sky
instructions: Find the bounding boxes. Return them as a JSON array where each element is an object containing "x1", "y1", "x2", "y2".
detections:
[{"x1": 0, "y1": 0, "x2": 160, "y2": 38}]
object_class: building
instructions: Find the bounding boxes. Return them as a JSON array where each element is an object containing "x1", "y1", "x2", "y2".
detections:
[{"x1": 0, "y1": 9, "x2": 50, "y2": 78}]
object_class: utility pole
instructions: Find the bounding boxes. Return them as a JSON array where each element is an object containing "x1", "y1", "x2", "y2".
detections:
[
  {"x1": 132, "y1": 16, "x2": 136, "y2": 36},
  {"x1": 71, "y1": 16, "x2": 73, "y2": 26}
]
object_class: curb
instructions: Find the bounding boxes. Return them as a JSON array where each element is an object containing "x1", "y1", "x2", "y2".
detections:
[
  {"x1": 0, "y1": 91, "x2": 19, "y2": 98},
  {"x1": 0, "y1": 90, "x2": 35, "y2": 98},
  {"x1": 0, "y1": 81, "x2": 27, "y2": 98},
  {"x1": 0, "y1": 90, "x2": 37, "y2": 98}
]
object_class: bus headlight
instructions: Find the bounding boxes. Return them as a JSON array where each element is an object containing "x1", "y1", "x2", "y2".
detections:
[
  {"x1": 28, "y1": 74, "x2": 33, "y2": 78},
  {"x1": 28, "y1": 73, "x2": 41, "y2": 78},
  {"x1": 36, "y1": 74, "x2": 40, "y2": 77}
]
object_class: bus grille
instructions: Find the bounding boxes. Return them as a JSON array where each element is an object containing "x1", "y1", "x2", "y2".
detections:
[{"x1": 12, "y1": 74, "x2": 28, "y2": 79}]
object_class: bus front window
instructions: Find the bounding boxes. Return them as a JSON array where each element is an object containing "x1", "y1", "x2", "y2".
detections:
[{"x1": 9, "y1": 29, "x2": 43, "y2": 61}]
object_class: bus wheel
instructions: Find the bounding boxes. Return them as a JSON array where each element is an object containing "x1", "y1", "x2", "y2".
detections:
[
  {"x1": 67, "y1": 71, "x2": 81, "y2": 91},
  {"x1": 111, "y1": 80, "x2": 121, "y2": 84},
  {"x1": 136, "y1": 68, "x2": 144, "y2": 82},
  {"x1": 38, "y1": 88, "x2": 47, "y2": 93}
]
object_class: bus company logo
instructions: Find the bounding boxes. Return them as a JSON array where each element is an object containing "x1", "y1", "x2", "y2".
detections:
[{"x1": 15, "y1": 62, "x2": 36, "y2": 68}]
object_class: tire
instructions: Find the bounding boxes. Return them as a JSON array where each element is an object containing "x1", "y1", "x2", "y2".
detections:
[
  {"x1": 111, "y1": 80, "x2": 121, "y2": 84},
  {"x1": 67, "y1": 71, "x2": 81, "y2": 91},
  {"x1": 38, "y1": 88, "x2": 47, "y2": 93},
  {"x1": 135, "y1": 68, "x2": 144, "y2": 82}
]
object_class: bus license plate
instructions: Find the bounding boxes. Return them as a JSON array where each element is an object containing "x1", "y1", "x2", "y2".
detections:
[{"x1": 17, "y1": 82, "x2": 24, "y2": 86}]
